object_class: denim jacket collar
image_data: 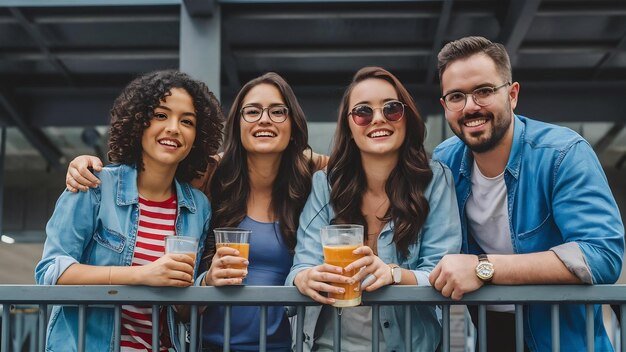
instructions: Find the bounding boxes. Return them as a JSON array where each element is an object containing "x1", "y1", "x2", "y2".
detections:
[{"x1": 115, "y1": 164, "x2": 197, "y2": 213}]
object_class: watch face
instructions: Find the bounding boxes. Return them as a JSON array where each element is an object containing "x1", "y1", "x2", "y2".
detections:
[{"x1": 476, "y1": 262, "x2": 494, "y2": 280}]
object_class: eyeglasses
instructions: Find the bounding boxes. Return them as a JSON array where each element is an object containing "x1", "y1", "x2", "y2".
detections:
[
  {"x1": 348, "y1": 100, "x2": 406, "y2": 126},
  {"x1": 441, "y1": 82, "x2": 511, "y2": 112},
  {"x1": 240, "y1": 104, "x2": 289, "y2": 123}
]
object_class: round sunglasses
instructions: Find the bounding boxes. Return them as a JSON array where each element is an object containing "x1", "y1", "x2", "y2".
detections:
[{"x1": 348, "y1": 100, "x2": 406, "y2": 126}]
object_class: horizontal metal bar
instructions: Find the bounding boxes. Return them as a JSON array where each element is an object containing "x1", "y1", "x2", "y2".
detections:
[
  {"x1": 0, "y1": 0, "x2": 179, "y2": 6},
  {"x1": 226, "y1": 9, "x2": 443, "y2": 20},
  {"x1": 34, "y1": 14, "x2": 179, "y2": 24},
  {"x1": 0, "y1": 0, "x2": 466, "y2": 6},
  {"x1": 2, "y1": 285, "x2": 626, "y2": 305},
  {"x1": 234, "y1": 47, "x2": 430, "y2": 59},
  {"x1": 2, "y1": 50, "x2": 179, "y2": 61},
  {"x1": 220, "y1": 0, "x2": 436, "y2": 3}
]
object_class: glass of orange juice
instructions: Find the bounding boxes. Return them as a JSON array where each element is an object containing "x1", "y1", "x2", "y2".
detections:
[
  {"x1": 165, "y1": 236, "x2": 199, "y2": 265},
  {"x1": 321, "y1": 224, "x2": 364, "y2": 308},
  {"x1": 213, "y1": 227, "x2": 251, "y2": 272}
]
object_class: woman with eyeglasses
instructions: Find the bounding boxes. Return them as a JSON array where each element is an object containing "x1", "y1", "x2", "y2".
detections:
[
  {"x1": 196, "y1": 72, "x2": 319, "y2": 352},
  {"x1": 286, "y1": 67, "x2": 462, "y2": 351},
  {"x1": 64, "y1": 72, "x2": 324, "y2": 351}
]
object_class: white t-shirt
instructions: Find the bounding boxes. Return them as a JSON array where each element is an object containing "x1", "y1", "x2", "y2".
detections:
[{"x1": 466, "y1": 161, "x2": 514, "y2": 313}]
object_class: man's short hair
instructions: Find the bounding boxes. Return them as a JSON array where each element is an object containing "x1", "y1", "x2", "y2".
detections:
[{"x1": 438, "y1": 36, "x2": 512, "y2": 84}]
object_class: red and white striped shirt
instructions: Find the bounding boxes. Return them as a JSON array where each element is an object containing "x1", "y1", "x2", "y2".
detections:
[{"x1": 120, "y1": 195, "x2": 177, "y2": 352}]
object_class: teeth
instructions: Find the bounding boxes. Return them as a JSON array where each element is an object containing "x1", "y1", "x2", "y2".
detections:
[
  {"x1": 159, "y1": 140, "x2": 178, "y2": 147},
  {"x1": 464, "y1": 119, "x2": 486, "y2": 127},
  {"x1": 254, "y1": 131, "x2": 276, "y2": 137},
  {"x1": 369, "y1": 130, "x2": 391, "y2": 138}
]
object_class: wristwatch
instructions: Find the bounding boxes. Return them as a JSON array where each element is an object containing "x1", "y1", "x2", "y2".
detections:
[
  {"x1": 388, "y1": 264, "x2": 401, "y2": 285},
  {"x1": 475, "y1": 254, "x2": 494, "y2": 283}
]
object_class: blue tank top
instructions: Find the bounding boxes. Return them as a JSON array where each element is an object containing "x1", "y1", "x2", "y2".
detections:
[{"x1": 202, "y1": 216, "x2": 294, "y2": 351}]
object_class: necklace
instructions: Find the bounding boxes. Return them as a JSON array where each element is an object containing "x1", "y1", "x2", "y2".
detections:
[{"x1": 364, "y1": 197, "x2": 389, "y2": 253}]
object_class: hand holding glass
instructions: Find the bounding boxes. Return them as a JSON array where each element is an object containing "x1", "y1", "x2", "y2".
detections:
[
  {"x1": 214, "y1": 228, "x2": 251, "y2": 270},
  {"x1": 321, "y1": 225, "x2": 364, "y2": 307},
  {"x1": 165, "y1": 236, "x2": 199, "y2": 265}
]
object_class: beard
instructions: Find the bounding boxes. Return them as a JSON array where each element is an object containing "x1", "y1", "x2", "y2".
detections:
[{"x1": 451, "y1": 105, "x2": 513, "y2": 154}]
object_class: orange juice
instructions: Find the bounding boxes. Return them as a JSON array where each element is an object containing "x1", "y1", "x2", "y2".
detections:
[
  {"x1": 184, "y1": 253, "x2": 197, "y2": 264},
  {"x1": 323, "y1": 244, "x2": 363, "y2": 307},
  {"x1": 216, "y1": 243, "x2": 250, "y2": 270}
]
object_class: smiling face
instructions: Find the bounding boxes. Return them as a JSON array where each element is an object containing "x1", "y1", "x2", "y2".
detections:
[
  {"x1": 440, "y1": 53, "x2": 519, "y2": 153},
  {"x1": 347, "y1": 78, "x2": 406, "y2": 159},
  {"x1": 239, "y1": 83, "x2": 292, "y2": 156},
  {"x1": 141, "y1": 87, "x2": 197, "y2": 172}
]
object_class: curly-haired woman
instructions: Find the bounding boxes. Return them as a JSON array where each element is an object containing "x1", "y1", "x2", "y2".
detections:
[
  {"x1": 35, "y1": 70, "x2": 224, "y2": 352},
  {"x1": 286, "y1": 67, "x2": 462, "y2": 351}
]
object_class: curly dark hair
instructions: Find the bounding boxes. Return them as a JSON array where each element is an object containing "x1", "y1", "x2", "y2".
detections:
[
  {"x1": 107, "y1": 70, "x2": 224, "y2": 182},
  {"x1": 205, "y1": 72, "x2": 314, "y2": 254},
  {"x1": 328, "y1": 67, "x2": 433, "y2": 258}
]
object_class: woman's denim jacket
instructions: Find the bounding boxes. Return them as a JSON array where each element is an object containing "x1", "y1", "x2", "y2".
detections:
[
  {"x1": 433, "y1": 115, "x2": 625, "y2": 351},
  {"x1": 35, "y1": 164, "x2": 210, "y2": 352},
  {"x1": 285, "y1": 161, "x2": 462, "y2": 352}
]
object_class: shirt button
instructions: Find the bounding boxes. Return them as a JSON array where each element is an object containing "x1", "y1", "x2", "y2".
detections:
[{"x1": 383, "y1": 322, "x2": 390, "y2": 328}]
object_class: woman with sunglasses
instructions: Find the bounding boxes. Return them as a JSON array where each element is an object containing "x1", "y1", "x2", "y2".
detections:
[
  {"x1": 286, "y1": 67, "x2": 461, "y2": 351},
  {"x1": 64, "y1": 72, "x2": 322, "y2": 351}
]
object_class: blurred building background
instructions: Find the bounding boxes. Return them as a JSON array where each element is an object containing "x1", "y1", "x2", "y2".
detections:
[{"x1": 0, "y1": 0, "x2": 625, "y2": 285}]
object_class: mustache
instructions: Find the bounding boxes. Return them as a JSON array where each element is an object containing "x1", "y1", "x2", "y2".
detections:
[{"x1": 462, "y1": 111, "x2": 493, "y2": 122}]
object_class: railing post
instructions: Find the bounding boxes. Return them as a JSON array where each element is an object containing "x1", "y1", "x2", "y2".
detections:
[
  {"x1": 38, "y1": 304, "x2": 47, "y2": 352},
  {"x1": 478, "y1": 305, "x2": 486, "y2": 352},
  {"x1": 404, "y1": 305, "x2": 411, "y2": 352},
  {"x1": 77, "y1": 305, "x2": 86, "y2": 352},
  {"x1": 295, "y1": 306, "x2": 305, "y2": 352},
  {"x1": 442, "y1": 305, "x2": 450, "y2": 352},
  {"x1": 113, "y1": 305, "x2": 121, "y2": 352},
  {"x1": 151, "y1": 304, "x2": 159, "y2": 350},
  {"x1": 619, "y1": 304, "x2": 626, "y2": 352},
  {"x1": 515, "y1": 304, "x2": 524, "y2": 352},
  {"x1": 333, "y1": 308, "x2": 341, "y2": 352},
  {"x1": 224, "y1": 305, "x2": 231, "y2": 352},
  {"x1": 2, "y1": 304, "x2": 10, "y2": 352},
  {"x1": 190, "y1": 305, "x2": 199, "y2": 352},
  {"x1": 551, "y1": 304, "x2": 559, "y2": 352},
  {"x1": 259, "y1": 305, "x2": 267, "y2": 352},
  {"x1": 372, "y1": 305, "x2": 379, "y2": 352},
  {"x1": 586, "y1": 304, "x2": 594, "y2": 352}
]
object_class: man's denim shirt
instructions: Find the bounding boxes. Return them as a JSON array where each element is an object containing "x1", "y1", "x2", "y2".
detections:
[
  {"x1": 35, "y1": 164, "x2": 210, "y2": 352},
  {"x1": 433, "y1": 115, "x2": 624, "y2": 351},
  {"x1": 285, "y1": 161, "x2": 462, "y2": 352}
]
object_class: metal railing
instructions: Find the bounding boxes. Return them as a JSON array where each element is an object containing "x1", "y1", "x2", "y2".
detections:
[{"x1": 1, "y1": 284, "x2": 625, "y2": 352}]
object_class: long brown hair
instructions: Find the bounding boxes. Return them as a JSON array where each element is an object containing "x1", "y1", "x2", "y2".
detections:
[
  {"x1": 207, "y1": 72, "x2": 314, "y2": 254},
  {"x1": 328, "y1": 67, "x2": 433, "y2": 257}
]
